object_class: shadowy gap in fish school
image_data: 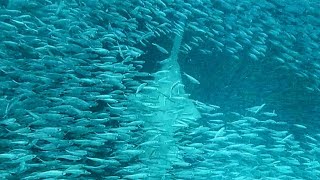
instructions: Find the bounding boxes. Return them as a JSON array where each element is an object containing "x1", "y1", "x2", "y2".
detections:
[
  {"x1": 138, "y1": 37, "x2": 172, "y2": 75},
  {"x1": 179, "y1": 36, "x2": 320, "y2": 135}
]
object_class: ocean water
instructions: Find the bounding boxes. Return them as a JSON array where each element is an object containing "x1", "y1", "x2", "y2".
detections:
[{"x1": 0, "y1": 0, "x2": 319, "y2": 179}]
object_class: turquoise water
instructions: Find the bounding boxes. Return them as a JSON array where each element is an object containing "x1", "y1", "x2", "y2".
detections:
[{"x1": 0, "y1": 0, "x2": 319, "y2": 179}]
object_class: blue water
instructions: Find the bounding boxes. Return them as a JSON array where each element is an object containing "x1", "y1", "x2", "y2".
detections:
[{"x1": 0, "y1": 0, "x2": 319, "y2": 179}]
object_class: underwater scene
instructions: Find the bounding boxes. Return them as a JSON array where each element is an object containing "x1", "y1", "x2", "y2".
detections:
[{"x1": 0, "y1": 0, "x2": 320, "y2": 179}]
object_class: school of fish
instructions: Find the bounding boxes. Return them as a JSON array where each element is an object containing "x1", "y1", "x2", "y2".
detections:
[{"x1": 0, "y1": 0, "x2": 319, "y2": 179}]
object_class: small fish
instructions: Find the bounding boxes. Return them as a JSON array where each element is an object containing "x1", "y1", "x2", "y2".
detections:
[
  {"x1": 56, "y1": 155, "x2": 82, "y2": 161},
  {"x1": 137, "y1": 140, "x2": 159, "y2": 147},
  {"x1": 87, "y1": 157, "x2": 120, "y2": 166},
  {"x1": 202, "y1": 113, "x2": 224, "y2": 118},
  {"x1": 66, "y1": 149, "x2": 88, "y2": 156},
  {"x1": 95, "y1": 132, "x2": 118, "y2": 141},
  {"x1": 170, "y1": 80, "x2": 181, "y2": 97},
  {"x1": 183, "y1": 72, "x2": 200, "y2": 85},
  {"x1": 246, "y1": 103, "x2": 266, "y2": 114},
  {"x1": 293, "y1": 124, "x2": 307, "y2": 129},
  {"x1": 0, "y1": 153, "x2": 17, "y2": 159},
  {"x1": 152, "y1": 43, "x2": 169, "y2": 54},
  {"x1": 262, "y1": 110, "x2": 277, "y2": 117},
  {"x1": 64, "y1": 168, "x2": 91, "y2": 176},
  {"x1": 123, "y1": 173, "x2": 149, "y2": 179},
  {"x1": 24, "y1": 170, "x2": 66, "y2": 179},
  {"x1": 36, "y1": 127, "x2": 62, "y2": 135},
  {"x1": 116, "y1": 41, "x2": 124, "y2": 58},
  {"x1": 249, "y1": 53, "x2": 259, "y2": 61},
  {"x1": 214, "y1": 127, "x2": 225, "y2": 139},
  {"x1": 136, "y1": 83, "x2": 147, "y2": 94}
]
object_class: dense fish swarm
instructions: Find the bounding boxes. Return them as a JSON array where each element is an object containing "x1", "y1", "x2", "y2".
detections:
[{"x1": 0, "y1": 0, "x2": 319, "y2": 179}]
